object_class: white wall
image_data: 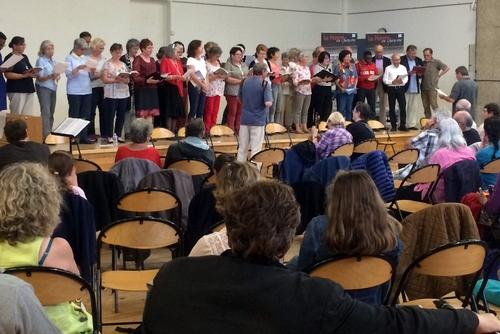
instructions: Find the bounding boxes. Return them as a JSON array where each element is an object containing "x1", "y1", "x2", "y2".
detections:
[{"x1": 347, "y1": 0, "x2": 476, "y2": 107}]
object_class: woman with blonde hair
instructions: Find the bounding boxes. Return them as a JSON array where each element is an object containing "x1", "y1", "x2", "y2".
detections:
[
  {"x1": 292, "y1": 170, "x2": 402, "y2": 304},
  {"x1": 310, "y1": 111, "x2": 353, "y2": 159},
  {"x1": 188, "y1": 160, "x2": 260, "y2": 256}
]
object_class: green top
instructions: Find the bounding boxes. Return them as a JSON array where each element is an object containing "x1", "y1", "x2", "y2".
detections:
[
  {"x1": 421, "y1": 58, "x2": 447, "y2": 91},
  {"x1": 0, "y1": 237, "x2": 44, "y2": 268}
]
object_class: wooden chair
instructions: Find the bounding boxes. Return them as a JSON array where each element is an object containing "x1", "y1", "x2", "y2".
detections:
[
  {"x1": 331, "y1": 143, "x2": 354, "y2": 157},
  {"x1": 177, "y1": 127, "x2": 186, "y2": 140},
  {"x1": 97, "y1": 217, "x2": 181, "y2": 329},
  {"x1": 117, "y1": 188, "x2": 180, "y2": 214},
  {"x1": 318, "y1": 121, "x2": 328, "y2": 133},
  {"x1": 420, "y1": 117, "x2": 431, "y2": 129},
  {"x1": 166, "y1": 159, "x2": 212, "y2": 176},
  {"x1": 44, "y1": 134, "x2": 69, "y2": 145},
  {"x1": 391, "y1": 240, "x2": 487, "y2": 312},
  {"x1": 308, "y1": 255, "x2": 396, "y2": 304},
  {"x1": 388, "y1": 164, "x2": 441, "y2": 220},
  {"x1": 209, "y1": 125, "x2": 238, "y2": 155},
  {"x1": 250, "y1": 148, "x2": 286, "y2": 178},
  {"x1": 265, "y1": 123, "x2": 292, "y2": 149},
  {"x1": 388, "y1": 148, "x2": 420, "y2": 172},
  {"x1": 5, "y1": 266, "x2": 99, "y2": 333},
  {"x1": 368, "y1": 120, "x2": 397, "y2": 153},
  {"x1": 480, "y1": 158, "x2": 500, "y2": 174},
  {"x1": 151, "y1": 127, "x2": 175, "y2": 148},
  {"x1": 75, "y1": 158, "x2": 102, "y2": 174},
  {"x1": 353, "y1": 139, "x2": 378, "y2": 154}
]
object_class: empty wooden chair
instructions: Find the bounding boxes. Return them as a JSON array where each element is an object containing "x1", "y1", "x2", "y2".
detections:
[
  {"x1": 250, "y1": 148, "x2": 286, "y2": 178},
  {"x1": 318, "y1": 121, "x2": 328, "y2": 133},
  {"x1": 265, "y1": 123, "x2": 292, "y2": 149},
  {"x1": 151, "y1": 127, "x2": 175, "y2": 148},
  {"x1": 353, "y1": 139, "x2": 378, "y2": 154},
  {"x1": 209, "y1": 125, "x2": 238, "y2": 155},
  {"x1": 420, "y1": 117, "x2": 431, "y2": 129},
  {"x1": 331, "y1": 143, "x2": 354, "y2": 157},
  {"x1": 368, "y1": 120, "x2": 397, "y2": 153},
  {"x1": 74, "y1": 158, "x2": 102, "y2": 174},
  {"x1": 177, "y1": 127, "x2": 186, "y2": 139},
  {"x1": 44, "y1": 134, "x2": 69, "y2": 145},
  {"x1": 388, "y1": 148, "x2": 420, "y2": 172}
]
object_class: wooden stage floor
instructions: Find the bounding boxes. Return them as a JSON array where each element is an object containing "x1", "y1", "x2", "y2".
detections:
[{"x1": 52, "y1": 129, "x2": 419, "y2": 171}]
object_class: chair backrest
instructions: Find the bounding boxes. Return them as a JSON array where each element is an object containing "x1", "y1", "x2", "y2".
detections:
[
  {"x1": 309, "y1": 255, "x2": 395, "y2": 290},
  {"x1": 210, "y1": 125, "x2": 235, "y2": 137},
  {"x1": 481, "y1": 158, "x2": 500, "y2": 174},
  {"x1": 210, "y1": 221, "x2": 226, "y2": 233},
  {"x1": 98, "y1": 217, "x2": 181, "y2": 250},
  {"x1": 5, "y1": 266, "x2": 98, "y2": 330},
  {"x1": 393, "y1": 240, "x2": 487, "y2": 306},
  {"x1": 177, "y1": 127, "x2": 186, "y2": 138},
  {"x1": 404, "y1": 163, "x2": 441, "y2": 185},
  {"x1": 353, "y1": 139, "x2": 378, "y2": 154},
  {"x1": 151, "y1": 127, "x2": 175, "y2": 141},
  {"x1": 420, "y1": 117, "x2": 431, "y2": 129},
  {"x1": 318, "y1": 121, "x2": 328, "y2": 133},
  {"x1": 117, "y1": 189, "x2": 179, "y2": 213},
  {"x1": 331, "y1": 143, "x2": 354, "y2": 157},
  {"x1": 388, "y1": 148, "x2": 420, "y2": 165},
  {"x1": 44, "y1": 134, "x2": 69, "y2": 145},
  {"x1": 250, "y1": 148, "x2": 286, "y2": 178},
  {"x1": 367, "y1": 120, "x2": 387, "y2": 131},
  {"x1": 265, "y1": 122, "x2": 288, "y2": 135},
  {"x1": 167, "y1": 159, "x2": 212, "y2": 176},
  {"x1": 75, "y1": 158, "x2": 102, "y2": 174}
]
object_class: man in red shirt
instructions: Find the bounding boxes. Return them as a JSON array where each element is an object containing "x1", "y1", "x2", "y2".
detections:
[{"x1": 355, "y1": 50, "x2": 377, "y2": 119}]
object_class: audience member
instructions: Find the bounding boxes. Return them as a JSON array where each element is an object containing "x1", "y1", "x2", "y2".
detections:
[
  {"x1": 132, "y1": 38, "x2": 160, "y2": 119},
  {"x1": 35, "y1": 40, "x2": 59, "y2": 139},
  {"x1": 115, "y1": 118, "x2": 161, "y2": 167},
  {"x1": 478, "y1": 103, "x2": 500, "y2": 140},
  {"x1": 420, "y1": 47, "x2": 449, "y2": 118},
  {"x1": 204, "y1": 45, "x2": 225, "y2": 133},
  {"x1": 310, "y1": 111, "x2": 353, "y2": 159},
  {"x1": 120, "y1": 38, "x2": 140, "y2": 138},
  {"x1": 290, "y1": 170, "x2": 402, "y2": 304},
  {"x1": 0, "y1": 119, "x2": 50, "y2": 170},
  {"x1": 0, "y1": 163, "x2": 86, "y2": 333},
  {"x1": 334, "y1": 49, "x2": 358, "y2": 121},
  {"x1": 165, "y1": 118, "x2": 215, "y2": 167},
  {"x1": 456, "y1": 98, "x2": 472, "y2": 113},
  {"x1": 186, "y1": 39, "x2": 208, "y2": 120},
  {"x1": 453, "y1": 110, "x2": 481, "y2": 145},
  {"x1": 346, "y1": 102, "x2": 375, "y2": 145},
  {"x1": 101, "y1": 43, "x2": 130, "y2": 143},
  {"x1": 65, "y1": 38, "x2": 94, "y2": 144},
  {"x1": 372, "y1": 44, "x2": 391, "y2": 124},
  {"x1": 4, "y1": 36, "x2": 37, "y2": 115},
  {"x1": 292, "y1": 52, "x2": 312, "y2": 133},
  {"x1": 0, "y1": 32, "x2": 7, "y2": 112},
  {"x1": 439, "y1": 66, "x2": 477, "y2": 117},
  {"x1": 383, "y1": 53, "x2": 409, "y2": 131},
  {"x1": 476, "y1": 116, "x2": 500, "y2": 187},
  {"x1": 88, "y1": 38, "x2": 106, "y2": 138},
  {"x1": 355, "y1": 50, "x2": 377, "y2": 118},
  {"x1": 401, "y1": 44, "x2": 424, "y2": 130},
  {"x1": 237, "y1": 63, "x2": 272, "y2": 161},
  {"x1": 224, "y1": 46, "x2": 249, "y2": 132},
  {"x1": 142, "y1": 180, "x2": 500, "y2": 334},
  {"x1": 48, "y1": 150, "x2": 87, "y2": 199},
  {"x1": 0, "y1": 274, "x2": 60, "y2": 333},
  {"x1": 311, "y1": 51, "x2": 334, "y2": 123},
  {"x1": 188, "y1": 160, "x2": 259, "y2": 255}
]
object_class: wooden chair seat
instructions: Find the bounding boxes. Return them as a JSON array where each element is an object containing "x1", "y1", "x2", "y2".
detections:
[
  {"x1": 378, "y1": 140, "x2": 396, "y2": 145},
  {"x1": 353, "y1": 139, "x2": 378, "y2": 154},
  {"x1": 102, "y1": 269, "x2": 159, "y2": 291},
  {"x1": 331, "y1": 143, "x2": 354, "y2": 157},
  {"x1": 396, "y1": 200, "x2": 432, "y2": 213},
  {"x1": 394, "y1": 179, "x2": 403, "y2": 188},
  {"x1": 481, "y1": 158, "x2": 500, "y2": 174}
]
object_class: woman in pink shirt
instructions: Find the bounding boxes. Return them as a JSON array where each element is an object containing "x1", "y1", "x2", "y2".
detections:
[{"x1": 415, "y1": 118, "x2": 476, "y2": 202}]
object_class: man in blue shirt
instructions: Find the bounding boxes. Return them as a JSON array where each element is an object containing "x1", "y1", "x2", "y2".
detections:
[
  {"x1": 401, "y1": 45, "x2": 424, "y2": 130},
  {"x1": 237, "y1": 63, "x2": 272, "y2": 161}
]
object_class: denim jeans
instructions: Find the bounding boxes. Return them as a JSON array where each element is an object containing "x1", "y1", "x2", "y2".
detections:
[
  {"x1": 188, "y1": 82, "x2": 206, "y2": 119},
  {"x1": 337, "y1": 92, "x2": 355, "y2": 121}
]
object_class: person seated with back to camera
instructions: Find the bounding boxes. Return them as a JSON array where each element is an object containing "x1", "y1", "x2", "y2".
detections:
[
  {"x1": 346, "y1": 102, "x2": 375, "y2": 145},
  {"x1": 288, "y1": 170, "x2": 402, "y2": 304},
  {"x1": 476, "y1": 116, "x2": 500, "y2": 188},
  {"x1": 142, "y1": 180, "x2": 500, "y2": 334},
  {"x1": 164, "y1": 118, "x2": 215, "y2": 168},
  {"x1": 48, "y1": 150, "x2": 87, "y2": 199},
  {"x1": 309, "y1": 111, "x2": 353, "y2": 159},
  {"x1": 114, "y1": 118, "x2": 161, "y2": 167}
]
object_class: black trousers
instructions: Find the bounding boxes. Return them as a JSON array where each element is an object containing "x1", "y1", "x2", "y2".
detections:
[
  {"x1": 387, "y1": 86, "x2": 406, "y2": 128},
  {"x1": 356, "y1": 88, "x2": 376, "y2": 119},
  {"x1": 311, "y1": 85, "x2": 333, "y2": 125}
]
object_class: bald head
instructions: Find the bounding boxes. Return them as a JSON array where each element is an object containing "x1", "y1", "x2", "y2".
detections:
[
  {"x1": 453, "y1": 110, "x2": 473, "y2": 131},
  {"x1": 455, "y1": 99, "x2": 471, "y2": 112},
  {"x1": 374, "y1": 44, "x2": 384, "y2": 58},
  {"x1": 391, "y1": 53, "x2": 401, "y2": 66}
]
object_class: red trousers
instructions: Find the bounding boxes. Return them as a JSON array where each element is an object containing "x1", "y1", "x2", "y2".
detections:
[
  {"x1": 203, "y1": 95, "x2": 221, "y2": 133},
  {"x1": 225, "y1": 95, "x2": 242, "y2": 132}
]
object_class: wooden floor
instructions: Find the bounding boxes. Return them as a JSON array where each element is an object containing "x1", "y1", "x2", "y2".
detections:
[
  {"x1": 50, "y1": 130, "x2": 418, "y2": 171},
  {"x1": 99, "y1": 235, "x2": 303, "y2": 333}
]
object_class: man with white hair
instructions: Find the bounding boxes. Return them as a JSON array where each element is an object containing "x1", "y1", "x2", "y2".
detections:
[{"x1": 453, "y1": 110, "x2": 481, "y2": 145}]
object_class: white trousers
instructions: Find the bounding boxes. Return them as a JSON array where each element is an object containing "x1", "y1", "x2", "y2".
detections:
[
  {"x1": 405, "y1": 93, "x2": 424, "y2": 128},
  {"x1": 237, "y1": 125, "x2": 265, "y2": 162},
  {"x1": 7, "y1": 93, "x2": 38, "y2": 116}
]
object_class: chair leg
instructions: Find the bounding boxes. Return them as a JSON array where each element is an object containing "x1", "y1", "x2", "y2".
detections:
[
  {"x1": 391, "y1": 144, "x2": 396, "y2": 154},
  {"x1": 114, "y1": 290, "x2": 119, "y2": 313}
]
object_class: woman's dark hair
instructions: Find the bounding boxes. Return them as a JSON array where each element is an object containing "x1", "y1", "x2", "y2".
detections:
[
  {"x1": 187, "y1": 40, "x2": 202, "y2": 58},
  {"x1": 110, "y1": 43, "x2": 122, "y2": 53},
  {"x1": 4, "y1": 119, "x2": 27, "y2": 143},
  {"x1": 236, "y1": 43, "x2": 246, "y2": 51},
  {"x1": 363, "y1": 50, "x2": 372, "y2": 58},
  {"x1": 79, "y1": 31, "x2": 91, "y2": 39},
  {"x1": 139, "y1": 38, "x2": 152, "y2": 51},
  {"x1": 230, "y1": 47, "x2": 243, "y2": 56},
  {"x1": 484, "y1": 116, "x2": 500, "y2": 160},
  {"x1": 156, "y1": 46, "x2": 169, "y2": 60},
  {"x1": 317, "y1": 51, "x2": 331, "y2": 64},
  {"x1": 173, "y1": 41, "x2": 184, "y2": 49},
  {"x1": 266, "y1": 47, "x2": 280, "y2": 59},
  {"x1": 484, "y1": 103, "x2": 500, "y2": 117},
  {"x1": 48, "y1": 150, "x2": 75, "y2": 192},
  {"x1": 0, "y1": 32, "x2": 6, "y2": 41},
  {"x1": 338, "y1": 49, "x2": 352, "y2": 63},
  {"x1": 8, "y1": 36, "x2": 24, "y2": 48},
  {"x1": 355, "y1": 102, "x2": 371, "y2": 120},
  {"x1": 213, "y1": 154, "x2": 236, "y2": 173}
]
